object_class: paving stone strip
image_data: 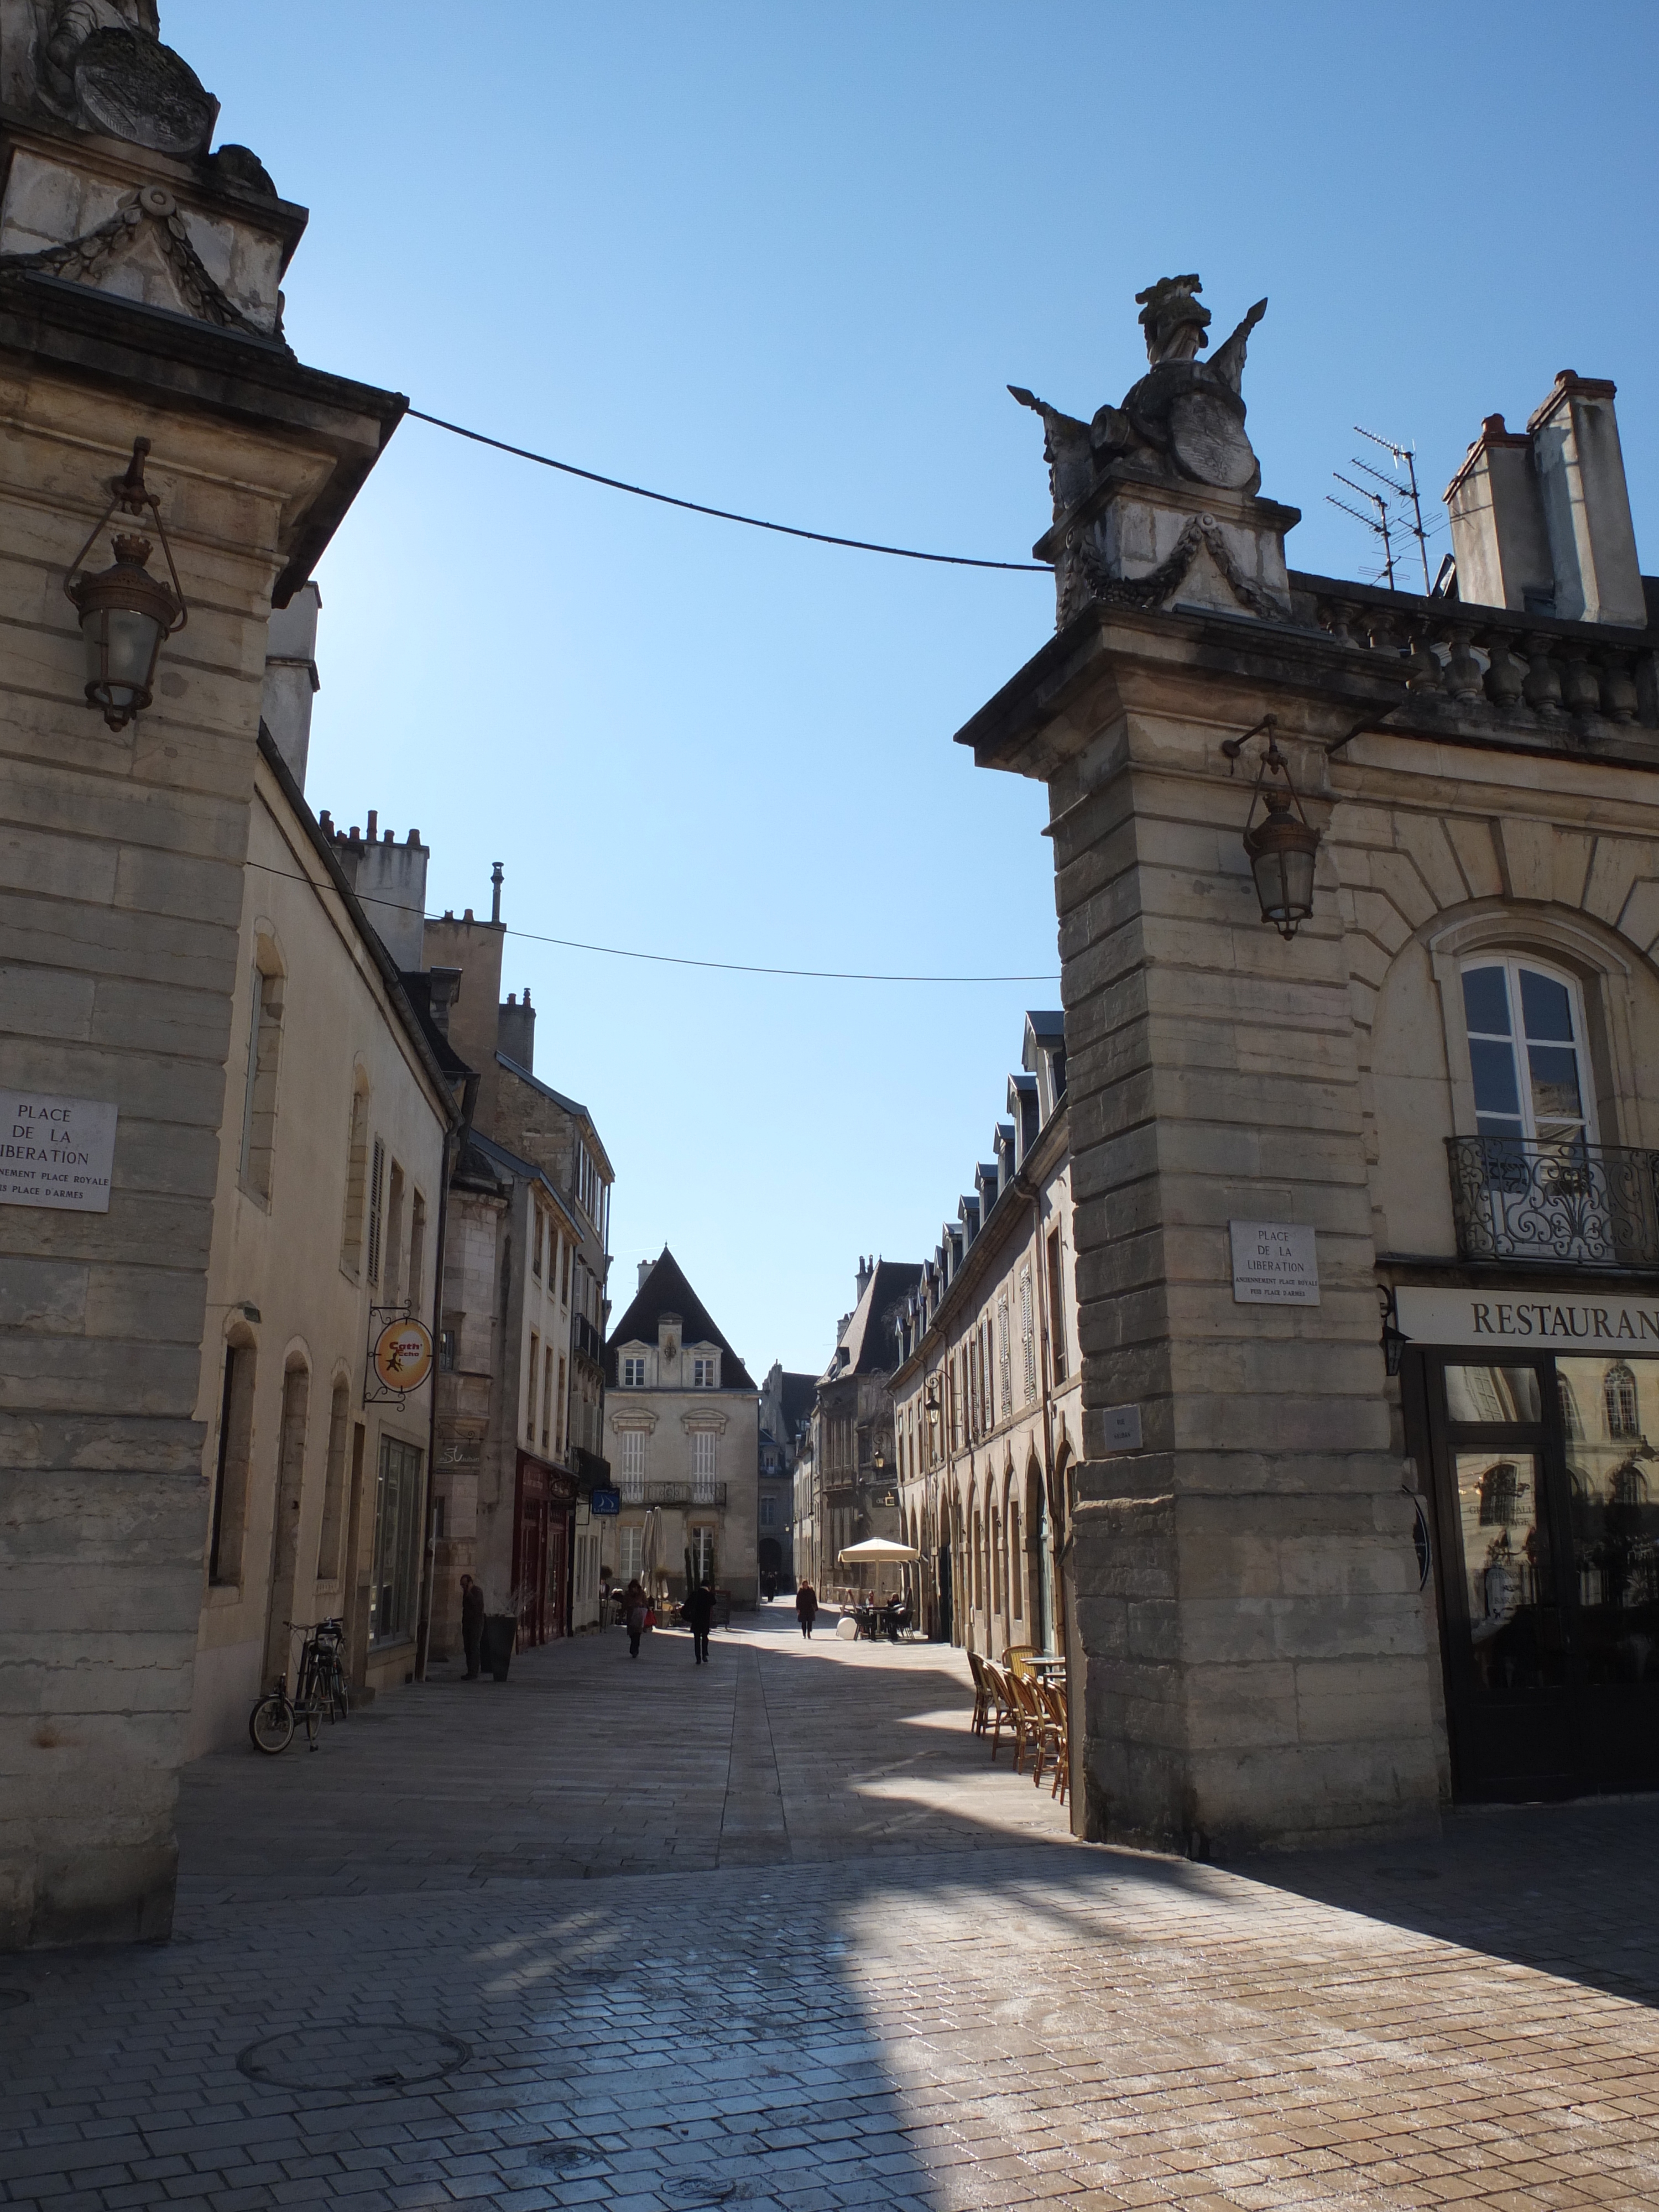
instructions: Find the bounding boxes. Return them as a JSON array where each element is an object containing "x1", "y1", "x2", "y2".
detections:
[{"x1": 2, "y1": 1611, "x2": 1656, "y2": 2209}]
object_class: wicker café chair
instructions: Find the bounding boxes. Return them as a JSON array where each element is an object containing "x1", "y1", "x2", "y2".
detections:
[
  {"x1": 1009, "y1": 1671, "x2": 1052, "y2": 1785},
  {"x1": 966, "y1": 1649, "x2": 992, "y2": 1737},
  {"x1": 984, "y1": 1662, "x2": 1027, "y2": 1767},
  {"x1": 1003, "y1": 1645, "x2": 1037, "y2": 1681},
  {"x1": 1036, "y1": 1677, "x2": 1070, "y2": 1803}
]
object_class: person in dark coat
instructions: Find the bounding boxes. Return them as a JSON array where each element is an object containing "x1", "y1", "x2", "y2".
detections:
[
  {"x1": 460, "y1": 1574, "x2": 484, "y2": 1680},
  {"x1": 624, "y1": 1577, "x2": 648, "y2": 1659},
  {"x1": 687, "y1": 1580, "x2": 716, "y2": 1665},
  {"x1": 795, "y1": 1580, "x2": 818, "y2": 1639}
]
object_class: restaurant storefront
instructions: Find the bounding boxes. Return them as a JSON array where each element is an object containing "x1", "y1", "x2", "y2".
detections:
[
  {"x1": 513, "y1": 1450, "x2": 576, "y2": 1645},
  {"x1": 1397, "y1": 1286, "x2": 1659, "y2": 1803}
]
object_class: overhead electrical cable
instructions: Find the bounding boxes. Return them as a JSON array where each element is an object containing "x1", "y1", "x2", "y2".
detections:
[
  {"x1": 243, "y1": 862, "x2": 1055, "y2": 983},
  {"x1": 407, "y1": 408, "x2": 1050, "y2": 573}
]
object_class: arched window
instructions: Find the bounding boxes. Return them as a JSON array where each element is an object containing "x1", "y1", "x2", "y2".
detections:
[
  {"x1": 1609, "y1": 1462, "x2": 1650, "y2": 1509},
  {"x1": 1605, "y1": 1361, "x2": 1640, "y2": 1438},
  {"x1": 1460, "y1": 958, "x2": 1594, "y2": 1150},
  {"x1": 1558, "y1": 1375, "x2": 1582, "y2": 1439},
  {"x1": 1477, "y1": 1460, "x2": 1519, "y2": 1526}
]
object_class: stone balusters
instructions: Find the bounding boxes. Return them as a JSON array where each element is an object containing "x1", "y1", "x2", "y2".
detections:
[{"x1": 1311, "y1": 592, "x2": 1658, "y2": 733}]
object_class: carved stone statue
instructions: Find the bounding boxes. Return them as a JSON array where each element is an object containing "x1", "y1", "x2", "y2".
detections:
[
  {"x1": 1013, "y1": 274, "x2": 1269, "y2": 520},
  {"x1": 34, "y1": 0, "x2": 218, "y2": 156},
  {"x1": 1011, "y1": 276, "x2": 1294, "y2": 632}
]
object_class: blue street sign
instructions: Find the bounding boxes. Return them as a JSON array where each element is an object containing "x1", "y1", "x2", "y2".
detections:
[{"x1": 589, "y1": 1488, "x2": 621, "y2": 1516}]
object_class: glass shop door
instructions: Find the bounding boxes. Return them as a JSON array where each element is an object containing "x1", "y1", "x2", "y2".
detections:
[{"x1": 1416, "y1": 1352, "x2": 1659, "y2": 1799}]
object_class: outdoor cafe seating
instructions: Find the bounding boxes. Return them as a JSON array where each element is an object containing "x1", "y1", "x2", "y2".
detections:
[{"x1": 968, "y1": 1646, "x2": 1069, "y2": 1803}]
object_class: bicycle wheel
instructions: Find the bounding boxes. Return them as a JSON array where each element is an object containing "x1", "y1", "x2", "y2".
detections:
[
  {"x1": 328, "y1": 1659, "x2": 350, "y2": 1721},
  {"x1": 249, "y1": 1693, "x2": 294, "y2": 1755},
  {"x1": 300, "y1": 1693, "x2": 321, "y2": 1749}
]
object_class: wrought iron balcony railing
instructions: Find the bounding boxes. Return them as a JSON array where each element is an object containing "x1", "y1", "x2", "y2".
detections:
[
  {"x1": 1446, "y1": 1136, "x2": 1659, "y2": 1267},
  {"x1": 615, "y1": 1479, "x2": 728, "y2": 1508}
]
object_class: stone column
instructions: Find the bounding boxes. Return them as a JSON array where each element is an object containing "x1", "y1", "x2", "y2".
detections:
[
  {"x1": 961, "y1": 619, "x2": 1443, "y2": 1855},
  {"x1": 0, "y1": 288, "x2": 399, "y2": 1948}
]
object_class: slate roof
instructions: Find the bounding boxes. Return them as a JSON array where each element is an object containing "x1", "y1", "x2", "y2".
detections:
[
  {"x1": 605, "y1": 1246, "x2": 758, "y2": 1392},
  {"x1": 826, "y1": 1259, "x2": 923, "y2": 1381},
  {"x1": 778, "y1": 1370, "x2": 817, "y2": 1434}
]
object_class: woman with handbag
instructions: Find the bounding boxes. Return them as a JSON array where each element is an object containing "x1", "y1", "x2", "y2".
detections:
[{"x1": 624, "y1": 1577, "x2": 648, "y2": 1659}]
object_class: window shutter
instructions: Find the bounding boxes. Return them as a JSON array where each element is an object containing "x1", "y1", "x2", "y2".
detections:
[{"x1": 367, "y1": 1138, "x2": 385, "y2": 1284}]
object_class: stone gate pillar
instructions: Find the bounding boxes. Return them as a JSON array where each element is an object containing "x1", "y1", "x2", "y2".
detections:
[
  {"x1": 963, "y1": 278, "x2": 1444, "y2": 1853},
  {"x1": 0, "y1": 13, "x2": 401, "y2": 1946}
]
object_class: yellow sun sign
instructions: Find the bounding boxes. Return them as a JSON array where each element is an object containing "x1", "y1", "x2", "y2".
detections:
[{"x1": 372, "y1": 1316, "x2": 434, "y2": 1393}]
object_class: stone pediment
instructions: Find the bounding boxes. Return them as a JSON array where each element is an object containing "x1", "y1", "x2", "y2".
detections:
[{"x1": 0, "y1": 175, "x2": 269, "y2": 331}]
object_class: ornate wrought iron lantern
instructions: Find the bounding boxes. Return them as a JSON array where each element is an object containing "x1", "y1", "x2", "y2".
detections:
[
  {"x1": 64, "y1": 437, "x2": 187, "y2": 731},
  {"x1": 1224, "y1": 714, "x2": 1321, "y2": 939}
]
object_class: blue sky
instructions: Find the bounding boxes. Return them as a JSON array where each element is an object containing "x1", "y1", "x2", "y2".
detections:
[{"x1": 170, "y1": 1, "x2": 1659, "y2": 1375}]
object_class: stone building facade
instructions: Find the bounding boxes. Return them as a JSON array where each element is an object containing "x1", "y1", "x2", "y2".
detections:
[
  {"x1": 801, "y1": 1259, "x2": 921, "y2": 1601},
  {"x1": 605, "y1": 1250, "x2": 759, "y2": 1606},
  {"x1": 421, "y1": 899, "x2": 615, "y2": 1657},
  {"x1": 757, "y1": 1361, "x2": 813, "y2": 1591},
  {"x1": 890, "y1": 1014, "x2": 1081, "y2": 1662},
  {"x1": 0, "y1": 8, "x2": 403, "y2": 1946},
  {"x1": 964, "y1": 273, "x2": 1659, "y2": 1851},
  {"x1": 187, "y1": 745, "x2": 458, "y2": 1758}
]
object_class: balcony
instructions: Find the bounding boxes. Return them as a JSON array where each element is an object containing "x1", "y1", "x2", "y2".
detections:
[
  {"x1": 1446, "y1": 1136, "x2": 1659, "y2": 1268},
  {"x1": 615, "y1": 1479, "x2": 728, "y2": 1508},
  {"x1": 572, "y1": 1313, "x2": 604, "y2": 1365}
]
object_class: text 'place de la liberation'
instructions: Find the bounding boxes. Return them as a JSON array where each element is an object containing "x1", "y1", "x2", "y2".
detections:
[{"x1": 3, "y1": 10, "x2": 1659, "y2": 2212}]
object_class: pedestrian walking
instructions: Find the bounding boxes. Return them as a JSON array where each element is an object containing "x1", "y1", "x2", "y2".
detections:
[
  {"x1": 624, "y1": 1576, "x2": 648, "y2": 1659},
  {"x1": 795, "y1": 1580, "x2": 818, "y2": 1639},
  {"x1": 687, "y1": 1580, "x2": 716, "y2": 1665},
  {"x1": 460, "y1": 1573, "x2": 484, "y2": 1680}
]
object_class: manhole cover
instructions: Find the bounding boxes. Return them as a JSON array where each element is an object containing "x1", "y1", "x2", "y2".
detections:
[
  {"x1": 237, "y1": 2022, "x2": 469, "y2": 2091},
  {"x1": 530, "y1": 2138, "x2": 609, "y2": 2178},
  {"x1": 0, "y1": 1989, "x2": 29, "y2": 2011},
  {"x1": 661, "y1": 2178, "x2": 742, "y2": 2207}
]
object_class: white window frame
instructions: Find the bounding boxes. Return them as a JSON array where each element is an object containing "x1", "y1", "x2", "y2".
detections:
[{"x1": 1460, "y1": 954, "x2": 1598, "y2": 1147}]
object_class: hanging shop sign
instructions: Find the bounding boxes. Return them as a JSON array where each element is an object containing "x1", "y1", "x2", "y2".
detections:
[
  {"x1": 1394, "y1": 1285, "x2": 1659, "y2": 1349},
  {"x1": 1230, "y1": 1220, "x2": 1319, "y2": 1305},
  {"x1": 589, "y1": 1488, "x2": 621, "y2": 1516},
  {"x1": 1, "y1": 1091, "x2": 116, "y2": 1212},
  {"x1": 368, "y1": 1312, "x2": 434, "y2": 1398}
]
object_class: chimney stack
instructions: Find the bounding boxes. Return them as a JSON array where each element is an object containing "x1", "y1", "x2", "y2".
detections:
[
  {"x1": 497, "y1": 985, "x2": 535, "y2": 1072},
  {"x1": 1445, "y1": 373, "x2": 1646, "y2": 626}
]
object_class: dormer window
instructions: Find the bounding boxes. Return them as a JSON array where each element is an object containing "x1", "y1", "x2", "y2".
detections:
[
  {"x1": 692, "y1": 1354, "x2": 718, "y2": 1389},
  {"x1": 622, "y1": 1355, "x2": 646, "y2": 1388}
]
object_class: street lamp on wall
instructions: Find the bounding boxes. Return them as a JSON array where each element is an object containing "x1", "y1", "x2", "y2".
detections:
[
  {"x1": 64, "y1": 437, "x2": 187, "y2": 731},
  {"x1": 1222, "y1": 714, "x2": 1321, "y2": 940}
]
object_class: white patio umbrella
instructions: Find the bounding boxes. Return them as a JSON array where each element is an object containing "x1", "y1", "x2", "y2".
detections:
[{"x1": 837, "y1": 1537, "x2": 920, "y2": 1563}]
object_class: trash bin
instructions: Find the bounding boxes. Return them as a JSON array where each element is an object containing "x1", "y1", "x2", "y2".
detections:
[
  {"x1": 835, "y1": 1615, "x2": 859, "y2": 1641},
  {"x1": 481, "y1": 1614, "x2": 517, "y2": 1681}
]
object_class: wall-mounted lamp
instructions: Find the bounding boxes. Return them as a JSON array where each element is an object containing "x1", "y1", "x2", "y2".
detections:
[
  {"x1": 64, "y1": 437, "x2": 187, "y2": 731},
  {"x1": 1223, "y1": 714, "x2": 1320, "y2": 940},
  {"x1": 1378, "y1": 1286, "x2": 1408, "y2": 1378}
]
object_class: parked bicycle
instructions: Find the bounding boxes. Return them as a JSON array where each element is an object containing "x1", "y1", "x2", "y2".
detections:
[{"x1": 248, "y1": 1618, "x2": 349, "y2": 1755}]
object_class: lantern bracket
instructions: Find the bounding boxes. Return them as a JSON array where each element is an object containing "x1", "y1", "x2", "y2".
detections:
[{"x1": 62, "y1": 436, "x2": 189, "y2": 637}]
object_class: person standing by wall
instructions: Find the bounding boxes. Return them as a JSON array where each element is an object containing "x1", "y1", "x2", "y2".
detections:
[
  {"x1": 460, "y1": 1574, "x2": 485, "y2": 1681},
  {"x1": 795, "y1": 1580, "x2": 818, "y2": 1640}
]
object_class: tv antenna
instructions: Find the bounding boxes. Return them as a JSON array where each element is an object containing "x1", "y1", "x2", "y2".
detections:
[{"x1": 1327, "y1": 427, "x2": 1437, "y2": 593}]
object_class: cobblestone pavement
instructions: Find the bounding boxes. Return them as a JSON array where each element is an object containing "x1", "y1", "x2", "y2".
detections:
[{"x1": 3, "y1": 1606, "x2": 1658, "y2": 2211}]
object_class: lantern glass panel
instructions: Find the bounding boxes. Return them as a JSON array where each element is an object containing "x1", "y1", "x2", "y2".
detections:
[{"x1": 83, "y1": 604, "x2": 162, "y2": 710}]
